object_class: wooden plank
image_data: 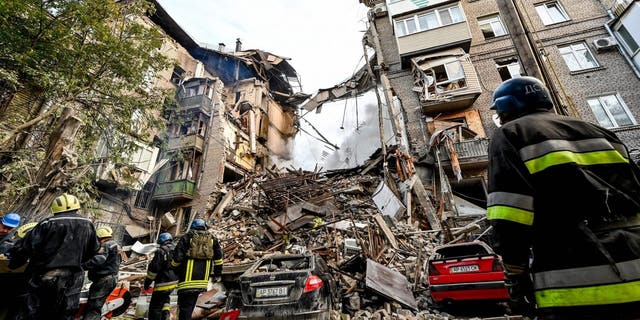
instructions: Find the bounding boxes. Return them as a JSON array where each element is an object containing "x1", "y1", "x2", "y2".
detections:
[
  {"x1": 212, "y1": 189, "x2": 235, "y2": 218},
  {"x1": 412, "y1": 178, "x2": 442, "y2": 231},
  {"x1": 373, "y1": 213, "x2": 398, "y2": 249}
]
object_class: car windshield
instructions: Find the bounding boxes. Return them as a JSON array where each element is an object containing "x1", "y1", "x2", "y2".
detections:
[
  {"x1": 435, "y1": 244, "x2": 489, "y2": 259},
  {"x1": 254, "y1": 257, "x2": 311, "y2": 273}
]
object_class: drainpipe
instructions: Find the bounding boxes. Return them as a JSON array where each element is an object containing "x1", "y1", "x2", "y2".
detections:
[{"x1": 603, "y1": 10, "x2": 640, "y2": 79}]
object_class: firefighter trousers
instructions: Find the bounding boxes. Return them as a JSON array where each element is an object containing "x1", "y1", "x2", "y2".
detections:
[
  {"x1": 19, "y1": 268, "x2": 84, "y2": 320},
  {"x1": 177, "y1": 289, "x2": 202, "y2": 320},
  {"x1": 82, "y1": 274, "x2": 117, "y2": 320},
  {"x1": 148, "y1": 290, "x2": 173, "y2": 320}
]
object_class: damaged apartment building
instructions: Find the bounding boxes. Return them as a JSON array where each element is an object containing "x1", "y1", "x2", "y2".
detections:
[
  {"x1": 340, "y1": 0, "x2": 640, "y2": 213},
  {"x1": 94, "y1": 1, "x2": 308, "y2": 239}
]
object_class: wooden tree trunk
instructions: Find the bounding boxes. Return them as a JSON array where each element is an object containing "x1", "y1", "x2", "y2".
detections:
[{"x1": 13, "y1": 107, "x2": 83, "y2": 222}]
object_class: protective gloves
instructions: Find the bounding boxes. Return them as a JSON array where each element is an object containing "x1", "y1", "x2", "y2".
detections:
[{"x1": 143, "y1": 278, "x2": 153, "y2": 290}]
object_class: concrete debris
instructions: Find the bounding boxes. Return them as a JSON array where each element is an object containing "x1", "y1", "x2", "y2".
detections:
[{"x1": 92, "y1": 145, "x2": 494, "y2": 319}]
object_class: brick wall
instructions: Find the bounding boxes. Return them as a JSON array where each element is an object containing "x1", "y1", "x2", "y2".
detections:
[{"x1": 375, "y1": 0, "x2": 640, "y2": 160}]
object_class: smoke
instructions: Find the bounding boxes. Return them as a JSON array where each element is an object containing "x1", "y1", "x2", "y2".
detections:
[{"x1": 292, "y1": 91, "x2": 394, "y2": 171}]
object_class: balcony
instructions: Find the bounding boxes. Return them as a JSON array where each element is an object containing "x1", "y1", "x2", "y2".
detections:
[
  {"x1": 167, "y1": 134, "x2": 205, "y2": 152},
  {"x1": 398, "y1": 22, "x2": 471, "y2": 58},
  {"x1": 177, "y1": 95, "x2": 213, "y2": 115},
  {"x1": 412, "y1": 48, "x2": 482, "y2": 114},
  {"x1": 437, "y1": 138, "x2": 490, "y2": 169},
  {"x1": 153, "y1": 180, "x2": 196, "y2": 201}
]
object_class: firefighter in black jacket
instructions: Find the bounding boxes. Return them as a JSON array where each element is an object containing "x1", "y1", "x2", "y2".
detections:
[
  {"x1": 9, "y1": 193, "x2": 100, "y2": 320},
  {"x1": 487, "y1": 77, "x2": 640, "y2": 320},
  {"x1": 82, "y1": 225, "x2": 121, "y2": 320},
  {"x1": 144, "y1": 232, "x2": 178, "y2": 320},
  {"x1": 171, "y1": 219, "x2": 223, "y2": 320}
]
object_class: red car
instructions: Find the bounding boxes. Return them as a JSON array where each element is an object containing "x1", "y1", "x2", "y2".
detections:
[{"x1": 427, "y1": 241, "x2": 509, "y2": 305}]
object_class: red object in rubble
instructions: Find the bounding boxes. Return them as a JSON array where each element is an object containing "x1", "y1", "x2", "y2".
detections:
[
  {"x1": 219, "y1": 309, "x2": 241, "y2": 320},
  {"x1": 427, "y1": 241, "x2": 510, "y2": 304}
]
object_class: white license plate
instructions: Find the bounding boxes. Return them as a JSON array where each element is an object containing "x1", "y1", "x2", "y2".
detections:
[
  {"x1": 450, "y1": 265, "x2": 479, "y2": 273},
  {"x1": 256, "y1": 287, "x2": 288, "y2": 297}
]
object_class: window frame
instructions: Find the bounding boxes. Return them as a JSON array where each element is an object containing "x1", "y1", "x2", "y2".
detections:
[
  {"x1": 478, "y1": 14, "x2": 508, "y2": 39},
  {"x1": 617, "y1": 24, "x2": 640, "y2": 55},
  {"x1": 558, "y1": 42, "x2": 599, "y2": 72},
  {"x1": 495, "y1": 56, "x2": 523, "y2": 81},
  {"x1": 587, "y1": 94, "x2": 636, "y2": 129},
  {"x1": 395, "y1": 4, "x2": 465, "y2": 37},
  {"x1": 535, "y1": 1, "x2": 570, "y2": 25}
]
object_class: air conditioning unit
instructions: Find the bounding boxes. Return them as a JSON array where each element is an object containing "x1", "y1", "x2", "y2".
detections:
[
  {"x1": 372, "y1": 4, "x2": 388, "y2": 17},
  {"x1": 593, "y1": 36, "x2": 617, "y2": 52}
]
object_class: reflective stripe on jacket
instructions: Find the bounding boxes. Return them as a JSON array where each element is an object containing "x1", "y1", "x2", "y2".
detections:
[
  {"x1": 487, "y1": 111, "x2": 640, "y2": 313},
  {"x1": 146, "y1": 242, "x2": 178, "y2": 292},
  {"x1": 171, "y1": 230, "x2": 223, "y2": 291}
]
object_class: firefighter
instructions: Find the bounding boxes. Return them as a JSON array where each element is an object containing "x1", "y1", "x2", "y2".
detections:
[
  {"x1": 0, "y1": 212, "x2": 20, "y2": 238},
  {"x1": 0, "y1": 213, "x2": 21, "y2": 254},
  {"x1": 487, "y1": 76, "x2": 640, "y2": 320},
  {"x1": 82, "y1": 225, "x2": 121, "y2": 320},
  {"x1": 171, "y1": 219, "x2": 223, "y2": 320},
  {"x1": 144, "y1": 232, "x2": 178, "y2": 320},
  {"x1": 9, "y1": 193, "x2": 100, "y2": 320}
]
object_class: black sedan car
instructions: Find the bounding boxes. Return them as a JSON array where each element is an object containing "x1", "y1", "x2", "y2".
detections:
[{"x1": 226, "y1": 253, "x2": 337, "y2": 320}]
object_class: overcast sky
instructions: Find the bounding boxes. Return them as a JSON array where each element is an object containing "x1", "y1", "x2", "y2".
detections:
[{"x1": 157, "y1": 0, "x2": 389, "y2": 170}]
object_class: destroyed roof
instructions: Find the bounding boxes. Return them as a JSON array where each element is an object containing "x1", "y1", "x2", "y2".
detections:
[
  {"x1": 149, "y1": 0, "x2": 310, "y2": 108},
  {"x1": 192, "y1": 47, "x2": 311, "y2": 107},
  {"x1": 300, "y1": 55, "x2": 377, "y2": 112}
]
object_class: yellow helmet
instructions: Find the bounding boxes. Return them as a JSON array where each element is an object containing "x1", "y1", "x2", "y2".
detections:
[
  {"x1": 15, "y1": 222, "x2": 37, "y2": 239},
  {"x1": 51, "y1": 193, "x2": 81, "y2": 214},
  {"x1": 96, "y1": 226, "x2": 113, "y2": 238}
]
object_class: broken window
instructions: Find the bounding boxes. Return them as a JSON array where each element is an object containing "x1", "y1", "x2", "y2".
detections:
[
  {"x1": 134, "y1": 182, "x2": 154, "y2": 209},
  {"x1": 130, "y1": 145, "x2": 156, "y2": 172},
  {"x1": 559, "y1": 42, "x2": 598, "y2": 71},
  {"x1": 478, "y1": 14, "x2": 507, "y2": 39},
  {"x1": 587, "y1": 94, "x2": 636, "y2": 128},
  {"x1": 180, "y1": 207, "x2": 192, "y2": 233},
  {"x1": 413, "y1": 57, "x2": 467, "y2": 101},
  {"x1": 170, "y1": 65, "x2": 185, "y2": 86},
  {"x1": 495, "y1": 56, "x2": 523, "y2": 81},
  {"x1": 184, "y1": 85, "x2": 205, "y2": 97},
  {"x1": 431, "y1": 60, "x2": 466, "y2": 93}
]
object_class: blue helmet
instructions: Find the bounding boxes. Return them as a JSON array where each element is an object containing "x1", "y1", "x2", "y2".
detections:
[
  {"x1": 157, "y1": 232, "x2": 173, "y2": 244},
  {"x1": 491, "y1": 77, "x2": 553, "y2": 114},
  {"x1": 1, "y1": 213, "x2": 20, "y2": 228},
  {"x1": 191, "y1": 218, "x2": 206, "y2": 230}
]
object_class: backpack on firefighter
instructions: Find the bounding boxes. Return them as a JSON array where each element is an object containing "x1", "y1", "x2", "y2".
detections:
[{"x1": 186, "y1": 231, "x2": 214, "y2": 260}]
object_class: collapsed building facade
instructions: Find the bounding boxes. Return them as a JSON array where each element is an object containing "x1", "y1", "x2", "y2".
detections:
[
  {"x1": 333, "y1": 0, "x2": 640, "y2": 217},
  {"x1": 93, "y1": 1, "x2": 309, "y2": 240}
]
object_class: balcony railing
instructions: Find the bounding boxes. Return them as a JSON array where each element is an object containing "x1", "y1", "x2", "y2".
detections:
[
  {"x1": 153, "y1": 180, "x2": 196, "y2": 201},
  {"x1": 167, "y1": 134, "x2": 205, "y2": 152},
  {"x1": 177, "y1": 95, "x2": 213, "y2": 114},
  {"x1": 437, "y1": 138, "x2": 490, "y2": 164}
]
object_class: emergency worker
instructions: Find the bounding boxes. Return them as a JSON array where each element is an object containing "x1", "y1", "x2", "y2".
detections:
[
  {"x1": 9, "y1": 193, "x2": 100, "y2": 320},
  {"x1": 0, "y1": 212, "x2": 20, "y2": 238},
  {"x1": 487, "y1": 76, "x2": 640, "y2": 319},
  {"x1": 171, "y1": 219, "x2": 223, "y2": 320},
  {"x1": 82, "y1": 226, "x2": 121, "y2": 320},
  {"x1": 0, "y1": 213, "x2": 22, "y2": 254},
  {"x1": 144, "y1": 232, "x2": 178, "y2": 320}
]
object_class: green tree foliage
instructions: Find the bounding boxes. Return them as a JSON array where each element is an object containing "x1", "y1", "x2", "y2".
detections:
[{"x1": 0, "y1": 0, "x2": 173, "y2": 216}]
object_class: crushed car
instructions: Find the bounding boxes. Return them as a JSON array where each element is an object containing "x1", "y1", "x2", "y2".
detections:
[
  {"x1": 426, "y1": 240, "x2": 509, "y2": 306},
  {"x1": 225, "y1": 253, "x2": 337, "y2": 320}
]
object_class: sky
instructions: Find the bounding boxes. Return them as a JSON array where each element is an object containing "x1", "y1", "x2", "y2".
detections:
[{"x1": 156, "y1": 0, "x2": 391, "y2": 170}]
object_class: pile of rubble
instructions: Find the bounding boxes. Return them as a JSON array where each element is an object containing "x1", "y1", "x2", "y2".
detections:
[{"x1": 116, "y1": 146, "x2": 495, "y2": 319}]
